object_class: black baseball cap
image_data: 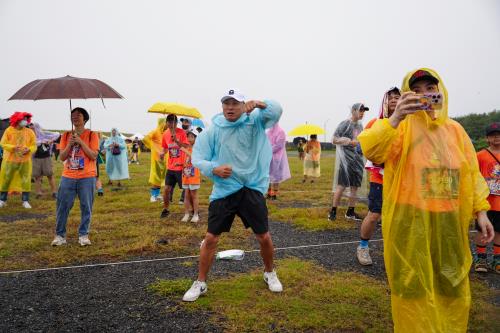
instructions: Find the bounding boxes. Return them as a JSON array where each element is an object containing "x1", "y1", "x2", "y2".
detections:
[
  {"x1": 409, "y1": 70, "x2": 439, "y2": 88},
  {"x1": 71, "y1": 107, "x2": 89, "y2": 122},
  {"x1": 485, "y1": 122, "x2": 500, "y2": 136}
]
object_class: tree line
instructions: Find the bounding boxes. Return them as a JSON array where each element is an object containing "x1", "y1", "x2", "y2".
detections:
[{"x1": 453, "y1": 110, "x2": 500, "y2": 150}]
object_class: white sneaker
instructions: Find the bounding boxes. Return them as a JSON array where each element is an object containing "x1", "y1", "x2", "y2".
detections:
[
  {"x1": 181, "y1": 213, "x2": 190, "y2": 222},
  {"x1": 357, "y1": 246, "x2": 373, "y2": 266},
  {"x1": 51, "y1": 235, "x2": 67, "y2": 246},
  {"x1": 150, "y1": 195, "x2": 157, "y2": 203},
  {"x1": 78, "y1": 235, "x2": 91, "y2": 246},
  {"x1": 191, "y1": 214, "x2": 199, "y2": 223},
  {"x1": 22, "y1": 201, "x2": 32, "y2": 209},
  {"x1": 0, "y1": 200, "x2": 6, "y2": 208},
  {"x1": 182, "y1": 280, "x2": 207, "y2": 302},
  {"x1": 263, "y1": 270, "x2": 283, "y2": 292},
  {"x1": 156, "y1": 195, "x2": 164, "y2": 203}
]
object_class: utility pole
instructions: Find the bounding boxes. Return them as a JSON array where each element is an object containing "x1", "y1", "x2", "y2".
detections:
[{"x1": 323, "y1": 118, "x2": 330, "y2": 143}]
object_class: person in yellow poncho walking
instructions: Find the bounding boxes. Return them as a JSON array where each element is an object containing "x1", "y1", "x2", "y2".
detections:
[
  {"x1": 0, "y1": 112, "x2": 36, "y2": 209},
  {"x1": 302, "y1": 134, "x2": 321, "y2": 183},
  {"x1": 358, "y1": 68, "x2": 495, "y2": 332},
  {"x1": 143, "y1": 118, "x2": 167, "y2": 202}
]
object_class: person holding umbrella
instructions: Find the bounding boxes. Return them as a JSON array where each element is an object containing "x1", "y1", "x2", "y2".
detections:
[
  {"x1": 51, "y1": 107, "x2": 99, "y2": 246},
  {"x1": 0, "y1": 112, "x2": 36, "y2": 208},
  {"x1": 302, "y1": 134, "x2": 322, "y2": 183}
]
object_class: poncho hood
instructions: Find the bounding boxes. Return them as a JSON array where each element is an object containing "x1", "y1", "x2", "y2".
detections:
[{"x1": 401, "y1": 67, "x2": 449, "y2": 126}]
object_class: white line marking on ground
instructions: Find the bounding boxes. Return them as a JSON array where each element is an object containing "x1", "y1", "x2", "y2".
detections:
[
  {"x1": 0, "y1": 230, "x2": 480, "y2": 275},
  {"x1": 0, "y1": 238, "x2": 383, "y2": 275}
]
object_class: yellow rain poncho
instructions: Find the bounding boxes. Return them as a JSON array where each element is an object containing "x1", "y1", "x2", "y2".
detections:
[
  {"x1": 142, "y1": 118, "x2": 167, "y2": 187},
  {"x1": 0, "y1": 126, "x2": 36, "y2": 193},
  {"x1": 358, "y1": 68, "x2": 490, "y2": 333}
]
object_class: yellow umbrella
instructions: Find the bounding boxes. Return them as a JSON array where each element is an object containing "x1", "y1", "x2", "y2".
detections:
[
  {"x1": 148, "y1": 102, "x2": 203, "y2": 119},
  {"x1": 288, "y1": 124, "x2": 325, "y2": 136}
]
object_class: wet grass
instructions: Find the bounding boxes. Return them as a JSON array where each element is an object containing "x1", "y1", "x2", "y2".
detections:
[
  {"x1": 0, "y1": 153, "x2": 255, "y2": 271},
  {"x1": 149, "y1": 258, "x2": 394, "y2": 332},
  {"x1": 0, "y1": 150, "x2": 355, "y2": 271},
  {"x1": 149, "y1": 257, "x2": 500, "y2": 333}
]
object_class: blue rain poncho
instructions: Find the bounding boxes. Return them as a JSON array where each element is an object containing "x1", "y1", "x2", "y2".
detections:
[
  {"x1": 192, "y1": 100, "x2": 282, "y2": 201},
  {"x1": 104, "y1": 128, "x2": 129, "y2": 181}
]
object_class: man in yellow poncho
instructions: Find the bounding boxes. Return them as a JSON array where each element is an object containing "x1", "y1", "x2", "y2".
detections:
[
  {"x1": 143, "y1": 118, "x2": 167, "y2": 202},
  {"x1": 0, "y1": 112, "x2": 36, "y2": 209},
  {"x1": 358, "y1": 68, "x2": 495, "y2": 332}
]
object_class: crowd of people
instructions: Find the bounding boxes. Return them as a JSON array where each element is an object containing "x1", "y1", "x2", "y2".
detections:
[{"x1": 1, "y1": 67, "x2": 498, "y2": 332}]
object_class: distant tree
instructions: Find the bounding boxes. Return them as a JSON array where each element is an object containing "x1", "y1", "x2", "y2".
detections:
[{"x1": 453, "y1": 109, "x2": 500, "y2": 150}]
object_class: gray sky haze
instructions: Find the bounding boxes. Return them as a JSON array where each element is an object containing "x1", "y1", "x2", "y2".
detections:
[{"x1": 1, "y1": 0, "x2": 499, "y2": 138}]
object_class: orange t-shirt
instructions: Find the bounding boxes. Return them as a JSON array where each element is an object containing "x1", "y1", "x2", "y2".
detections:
[
  {"x1": 182, "y1": 146, "x2": 201, "y2": 185},
  {"x1": 162, "y1": 128, "x2": 189, "y2": 171},
  {"x1": 477, "y1": 149, "x2": 500, "y2": 211},
  {"x1": 365, "y1": 118, "x2": 384, "y2": 185},
  {"x1": 60, "y1": 130, "x2": 99, "y2": 179}
]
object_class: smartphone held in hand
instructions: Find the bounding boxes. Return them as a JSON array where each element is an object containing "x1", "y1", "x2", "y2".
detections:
[{"x1": 417, "y1": 92, "x2": 443, "y2": 111}]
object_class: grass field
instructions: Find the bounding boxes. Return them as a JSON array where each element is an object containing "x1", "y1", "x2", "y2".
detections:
[
  {"x1": 0, "y1": 151, "x2": 347, "y2": 271},
  {"x1": 1, "y1": 151, "x2": 498, "y2": 332}
]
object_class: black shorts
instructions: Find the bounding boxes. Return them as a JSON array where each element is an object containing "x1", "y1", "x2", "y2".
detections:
[
  {"x1": 207, "y1": 187, "x2": 269, "y2": 235},
  {"x1": 165, "y1": 170, "x2": 182, "y2": 188},
  {"x1": 475, "y1": 210, "x2": 500, "y2": 233},
  {"x1": 337, "y1": 163, "x2": 363, "y2": 187},
  {"x1": 368, "y1": 182, "x2": 383, "y2": 214}
]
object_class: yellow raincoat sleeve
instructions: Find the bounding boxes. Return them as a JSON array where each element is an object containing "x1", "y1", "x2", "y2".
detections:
[
  {"x1": 0, "y1": 129, "x2": 16, "y2": 152},
  {"x1": 358, "y1": 118, "x2": 401, "y2": 165},
  {"x1": 460, "y1": 124, "x2": 490, "y2": 213}
]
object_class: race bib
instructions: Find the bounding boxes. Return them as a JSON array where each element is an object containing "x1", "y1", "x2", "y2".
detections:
[
  {"x1": 168, "y1": 144, "x2": 180, "y2": 158},
  {"x1": 68, "y1": 146, "x2": 85, "y2": 170},
  {"x1": 183, "y1": 166, "x2": 195, "y2": 177},
  {"x1": 68, "y1": 156, "x2": 84, "y2": 170},
  {"x1": 486, "y1": 178, "x2": 500, "y2": 196},
  {"x1": 421, "y1": 168, "x2": 459, "y2": 199}
]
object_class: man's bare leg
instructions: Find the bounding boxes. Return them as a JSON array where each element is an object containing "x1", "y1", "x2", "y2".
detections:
[
  {"x1": 197, "y1": 232, "x2": 220, "y2": 281},
  {"x1": 255, "y1": 232, "x2": 274, "y2": 272}
]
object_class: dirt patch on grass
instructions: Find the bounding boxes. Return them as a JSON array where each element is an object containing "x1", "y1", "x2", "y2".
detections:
[{"x1": 0, "y1": 213, "x2": 49, "y2": 223}]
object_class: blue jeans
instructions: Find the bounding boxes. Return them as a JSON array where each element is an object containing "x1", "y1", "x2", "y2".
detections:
[{"x1": 55, "y1": 176, "x2": 96, "y2": 237}]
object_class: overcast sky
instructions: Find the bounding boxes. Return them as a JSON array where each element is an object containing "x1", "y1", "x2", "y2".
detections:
[{"x1": 1, "y1": 0, "x2": 499, "y2": 139}]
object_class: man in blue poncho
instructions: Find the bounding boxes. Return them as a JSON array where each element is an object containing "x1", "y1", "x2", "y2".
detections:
[{"x1": 182, "y1": 89, "x2": 284, "y2": 302}]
